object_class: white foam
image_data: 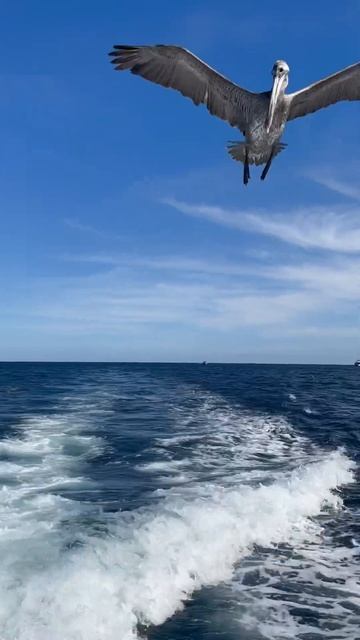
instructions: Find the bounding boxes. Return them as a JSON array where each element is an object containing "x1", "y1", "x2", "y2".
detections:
[
  {"x1": 133, "y1": 389, "x2": 359, "y2": 638},
  {"x1": 136, "y1": 459, "x2": 191, "y2": 473},
  {"x1": 0, "y1": 451, "x2": 354, "y2": 640},
  {"x1": 304, "y1": 406, "x2": 315, "y2": 414},
  {"x1": 0, "y1": 382, "x2": 358, "y2": 640},
  {"x1": 0, "y1": 413, "x2": 104, "y2": 571},
  {"x1": 151, "y1": 393, "x2": 319, "y2": 489},
  {"x1": 234, "y1": 538, "x2": 360, "y2": 639}
]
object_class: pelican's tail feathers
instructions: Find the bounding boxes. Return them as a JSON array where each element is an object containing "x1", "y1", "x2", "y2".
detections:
[
  {"x1": 227, "y1": 141, "x2": 248, "y2": 164},
  {"x1": 227, "y1": 141, "x2": 287, "y2": 166}
]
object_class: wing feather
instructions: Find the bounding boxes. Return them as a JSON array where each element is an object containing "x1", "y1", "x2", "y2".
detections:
[
  {"x1": 287, "y1": 62, "x2": 360, "y2": 121},
  {"x1": 109, "y1": 44, "x2": 264, "y2": 130}
]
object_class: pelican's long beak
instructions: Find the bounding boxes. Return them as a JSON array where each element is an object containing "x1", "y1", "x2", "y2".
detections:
[{"x1": 266, "y1": 74, "x2": 285, "y2": 133}]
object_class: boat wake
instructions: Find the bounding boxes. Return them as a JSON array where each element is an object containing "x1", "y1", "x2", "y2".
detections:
[{"x1": 0, "y1": 384, "x2": 358, "y2": 640}]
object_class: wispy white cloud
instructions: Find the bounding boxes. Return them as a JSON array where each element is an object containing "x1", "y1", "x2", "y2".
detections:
[
  {"x1": 163, "y1": 198, "x2": 360, "y2": 253},
  {"x1": 27, "y1": 282, "x2": 319, "y2": 333},
  {"x1": 3, "y1": 239, "x2": 359, "y2": 364},
  {"x1": 63, "y1": 248, "x2": 360, "y2": 304},
  {"x1": 269, "y1": 259, "x2": 360, "y2": 300},
  {"x1": 202, "y1": 290, "x2": 321, "y2": 329},
  {"x1": 63, "y1": 253, "x2": 255, "y2": 278},
  {"x1": 7, "y1": 247, "x2": 358, "y2": 340},
  {"x1": 65, "y1": 251, "x2": 360, "y2": 311},
  {"x1": 64, "y1": 218, "x2": 125, "y2": 241},
  {"x1": 311, "y1": 175, "x2": 360, "y2": 202},
  {"x1": 281, "y1": 325, "x2": 360, "y2": 338}
]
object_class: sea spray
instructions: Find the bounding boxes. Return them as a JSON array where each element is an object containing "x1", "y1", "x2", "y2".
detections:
[{"x1": 2, "y1": 451, "x2": 353, "y2": 640}]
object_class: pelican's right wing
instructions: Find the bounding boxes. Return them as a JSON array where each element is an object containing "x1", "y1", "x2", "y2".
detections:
[
  {"x1": 109, "y1": 44, "x2": 264, "y2": 131},
  {"x1": 287, "y1": 62, "x2": 360, "y2": 121}
]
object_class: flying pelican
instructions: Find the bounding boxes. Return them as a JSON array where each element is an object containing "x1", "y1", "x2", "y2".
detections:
[{"x1": 109, "y1": 45, "x2": 360, "y2": 185}]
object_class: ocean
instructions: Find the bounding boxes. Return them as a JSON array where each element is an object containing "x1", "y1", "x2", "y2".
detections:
[{"x1": 0, "y1": 362, "x2": 359, "y2": 640}]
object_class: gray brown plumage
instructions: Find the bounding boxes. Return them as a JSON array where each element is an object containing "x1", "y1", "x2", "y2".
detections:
[{"x1": 109, "y1": 45, "x2": 360, "y2": 184}]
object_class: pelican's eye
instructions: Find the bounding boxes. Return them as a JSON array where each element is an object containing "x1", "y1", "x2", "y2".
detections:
[{"x1": 278, "y1": 67, "x2": 284, "y2": 73}]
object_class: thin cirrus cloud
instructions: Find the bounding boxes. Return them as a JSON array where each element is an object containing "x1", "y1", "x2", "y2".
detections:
[
  {"x1": 64, "y1": 218, "x2": 125, "y2": 242},
  {"x1": 63, "y1": 253, "x2": 255, "y2": 277},
  {"x1": 73, "y1": 250, "x2": 360, "y2": 302},
  {"x1": 63, "y1": 249, "x2": 360, "y2": 305},
  {"x1": 310, "y1": 175, "x2": 360, "y2": 202},
  {"x1": 64, "y1": 251, "x2": 360, "y2": 304},
  {"x1": 163, "y1": 197, "x2": 360, "y2": 253},
  {"x1": 269, "y1": 260, "x2": 360, "y2": 299},
  {"x1": 32, "y1": 246, "x2": 358, "y2": 336},
  {"x1": 19, "y1": 273, "x2": 324, "y2": 333},
  {"x1": 11, "y1": 173, "x2": 358, "y2": 354}
]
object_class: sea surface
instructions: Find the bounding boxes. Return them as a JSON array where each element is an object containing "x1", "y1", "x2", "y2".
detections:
[{"x1": 0, "y1": 362, "x2": 359, "y2": 640}]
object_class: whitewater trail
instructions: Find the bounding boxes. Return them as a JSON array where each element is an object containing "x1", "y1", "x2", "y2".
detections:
[{"x1": 0, "y1": 384, "x2": 357, "y2": 640}]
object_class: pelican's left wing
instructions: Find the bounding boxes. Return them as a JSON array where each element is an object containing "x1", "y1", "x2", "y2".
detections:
[
  {"x1": 287, "y1": 62, "x2": 360, "y2": 121},
  {"x1": 109, "y1": 44, "x2": 265, "y2": 131}
]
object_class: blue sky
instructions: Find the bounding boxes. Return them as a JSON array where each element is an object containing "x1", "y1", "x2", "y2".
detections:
[{"x1": 1, "y1": 0, "x2": 360, "y2": 362}]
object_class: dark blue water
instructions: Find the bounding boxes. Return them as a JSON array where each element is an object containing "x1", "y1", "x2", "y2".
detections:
[{"x1": 0, "y1": 363, "x2": 359, "y2": 639}]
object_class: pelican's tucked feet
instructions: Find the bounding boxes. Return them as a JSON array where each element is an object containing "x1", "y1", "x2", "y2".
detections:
[
  {"x1": 244, "y1": 148, "x2": 250, "y2": 185},
  {"x1": 243, "y1": 164, "x2": 250, "y2": 185},
  {"x1": 261, "y1": 142, "x2": 287, "y2": 181},
  {"x1": 261, "y1": 157, "x2": 273, "y2": 181}
]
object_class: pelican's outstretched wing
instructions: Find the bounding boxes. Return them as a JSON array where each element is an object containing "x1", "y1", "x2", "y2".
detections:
[
  {"x1": 109, "y1": 44, "x2": 265, "y2": 131},
  {"x1": 287, "y1": 62, "x2": 360, "y2": 121}
]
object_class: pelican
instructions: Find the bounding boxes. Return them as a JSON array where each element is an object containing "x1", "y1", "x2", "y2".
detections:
[{"x1": 109, "y1": 45, "x2": 360, "y2": 185}]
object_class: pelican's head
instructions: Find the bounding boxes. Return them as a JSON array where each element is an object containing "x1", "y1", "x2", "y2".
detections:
[
  {"x1": 272, "y1": 60, "x2": 290, "y2": 80},
  {"x1": 266, "y1": 60, "x2": 290, "y2": 132}
]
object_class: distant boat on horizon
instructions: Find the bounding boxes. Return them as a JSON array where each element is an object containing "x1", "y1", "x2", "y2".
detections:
[{"x1": 354, "y1": 360, "x2": 360, "y2": 366}]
